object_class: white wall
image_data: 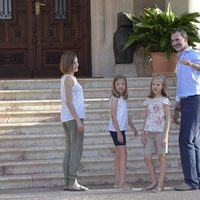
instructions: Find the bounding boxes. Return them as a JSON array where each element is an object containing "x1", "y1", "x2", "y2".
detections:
[{"x1": 90, "y1": 0, "x2": 134, "y2": 77}]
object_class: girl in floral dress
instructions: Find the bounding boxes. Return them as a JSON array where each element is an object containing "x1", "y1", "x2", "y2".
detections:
[{"x1": 141, "y1": 74, "x2": 171, "y2": 192}]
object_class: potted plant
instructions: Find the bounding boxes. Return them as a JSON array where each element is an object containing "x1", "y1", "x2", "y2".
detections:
[{"x1": 123, "y1": 3, "x2": 200, "y2": 76}]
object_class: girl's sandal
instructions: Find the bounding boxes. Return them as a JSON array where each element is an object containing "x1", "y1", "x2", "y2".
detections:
[
  {"x1": 151, "y1": 186, "x2": 163, "y2": 193},
  {"x1": 117, "y1": 183, "x2": 131, "y2": 189},
  {"x1": 113, "y1": 184, "x2": 120, "y2": 188},
  {"x1": 143, "y1": 182, "x2": 157, "y2": 191}
]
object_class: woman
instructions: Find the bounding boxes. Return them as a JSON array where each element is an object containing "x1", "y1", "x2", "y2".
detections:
[{"x1": 60, "y1": 51, "x2": 88, "y2": 191}]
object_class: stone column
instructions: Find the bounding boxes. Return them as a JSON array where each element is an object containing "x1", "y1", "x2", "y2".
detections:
[
  {"x1": 165, "y1": 0, "x2": 188, "y2": 15},
  {"x1": 91, "y1": 0, "x2": 137, "y2": 78},
  {"x1": 188, "y1": 0, "x2": 200, "y2": 49},
  {"x1": 166, "y1": 0, "x2": 200, "y2": 16},
  {"x1": 90, "y1": 0, "x2": 105, "y2": 77}
]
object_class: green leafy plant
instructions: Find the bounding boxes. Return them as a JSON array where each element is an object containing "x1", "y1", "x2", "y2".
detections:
[{"x1": 123, "y1": 3, "x2": 200, "y2": 59}]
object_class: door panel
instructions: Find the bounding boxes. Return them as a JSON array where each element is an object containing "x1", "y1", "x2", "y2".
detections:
[
  {"x1": 0, "y1": 0, "x2": 33, "y2": 78},
  {"x1": 0, "y1": 0, "x2": 91, "y2": 78}
]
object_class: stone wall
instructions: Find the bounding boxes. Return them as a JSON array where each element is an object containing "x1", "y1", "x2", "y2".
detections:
[{"x1": 91, "y1": 0, "x2": 137, "y2": 78}]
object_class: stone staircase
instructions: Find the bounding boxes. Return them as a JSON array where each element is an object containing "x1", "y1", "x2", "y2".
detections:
[{"x1": 0, "y1": 78, "x2": 183, "y2": 190}]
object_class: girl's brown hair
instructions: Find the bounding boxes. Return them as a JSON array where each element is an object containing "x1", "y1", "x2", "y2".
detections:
[
  {"x1": 148, "y1": 74, "x2": 169, "y2": 98},
  {"x1": 112, "y1": 74, "x2": 128, "y2": 99},
  {"x1": 60, "y1": 51, "x2": 77, "y2": 74}
]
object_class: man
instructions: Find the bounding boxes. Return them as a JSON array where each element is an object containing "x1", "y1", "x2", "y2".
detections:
[{"x1": 171, "y1": 28, "x2": 200, "y2": 191}]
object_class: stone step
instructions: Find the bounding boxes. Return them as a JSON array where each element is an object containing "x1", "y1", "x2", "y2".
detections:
[
  {"x1": 0, "y1": 168, "x2": 183, "y2": 189},
  {"x1": 0, "y1": 110, "x2": 59, "y2": 123},
  {"x1": 0, "y1": 120, "x2": 180, "y2": 135},
  {"x1": 0, "y1": 77, "x2": 179, "y2": 190},
  {"x1": 0, "y1": 121, "x2": 109, "y2": 135},
  {"x1": 0, "y1": 106, "x2": 178, "y2": 122},
  {"x1": 83, "y1": 154, "x2": 182, "y2": 172},
  {"x1": 0, "y1": 142, "x2": 180, "y2": 162},
  {"x1": 0, "y1": 87, "x2": 176, "y2": 101},
  {"x1": 0, "y1": 100, "x2": 61, "y2": 111},
  {"x1": 0, "y1": 97, "x2": 176, "y2": 111},
  {"x1": 0, "y1": 78, "x2": 176, "y2": 90},
  {"x1": 0, "y1": 130, "x2": 179, "y2": 148},
  {"x1": 85, "y1": 97, "x2": 176, "y2": 109},
  {"x1": 0, "y1": 153, "x2": 181, "y2": 176}
]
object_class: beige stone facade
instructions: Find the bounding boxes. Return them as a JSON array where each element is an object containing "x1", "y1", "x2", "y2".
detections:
[
  {"x1": 91, "y1": 0, "x2": 134, "y2": 78},
  {"x1": 91, "y1": 0, "x2": 200, "y2": 78}
]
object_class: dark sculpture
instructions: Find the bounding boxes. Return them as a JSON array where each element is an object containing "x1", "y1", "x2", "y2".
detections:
[{"x1": 113, "y1": 12, "x2": 134, "y2": 64}]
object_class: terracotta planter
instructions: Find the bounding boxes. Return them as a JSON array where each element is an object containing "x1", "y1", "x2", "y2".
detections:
[
  {"x1": 134, "y1": 47, "x2": 152, "y2": 77},
  {"x1": 151, "y1": 52, "x2": 177, "y2": 77}
]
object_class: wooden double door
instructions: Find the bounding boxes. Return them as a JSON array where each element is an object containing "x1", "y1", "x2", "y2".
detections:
[{"x1": 0, "y1": 0, "x2": 91, "y2": 78}]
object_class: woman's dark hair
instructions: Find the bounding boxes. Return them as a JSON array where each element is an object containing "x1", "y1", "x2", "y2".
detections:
[{"x1": 60, "y1": 51, "x2": 77, "y2": 74}]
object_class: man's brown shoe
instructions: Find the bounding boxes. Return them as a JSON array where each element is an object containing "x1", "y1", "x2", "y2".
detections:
[{"x1": 174, "y1": 182, "x2": 194, "y2": 191}]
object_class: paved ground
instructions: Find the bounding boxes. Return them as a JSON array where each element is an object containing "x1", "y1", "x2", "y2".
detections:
[
  {"x1": 1, "y1": 188, "x2": 200, "y2": 200},
  {"x1": 0, "y1": 182, "x2": 200, "y2": 200}
]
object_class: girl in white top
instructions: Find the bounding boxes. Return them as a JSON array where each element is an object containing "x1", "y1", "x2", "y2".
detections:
[
  {"x1": 109, "y1": 74, "x2": 138, "y2": 189},
  {"x1": 141, "y1": 74, "x2": 171, "y2": 193},
  {"x1": 60, "y1": 51, "x2": 88, "y2": 191}
]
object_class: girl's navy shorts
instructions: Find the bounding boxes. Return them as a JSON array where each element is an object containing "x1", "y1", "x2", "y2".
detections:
[{"x1": 109, "y1": 130, "x2": 126, "y2": 146}]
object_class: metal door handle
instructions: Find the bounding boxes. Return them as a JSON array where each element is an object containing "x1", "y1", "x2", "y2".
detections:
[{"x1": 35, "y1": 1, "x2": 46, "y2": 15}]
